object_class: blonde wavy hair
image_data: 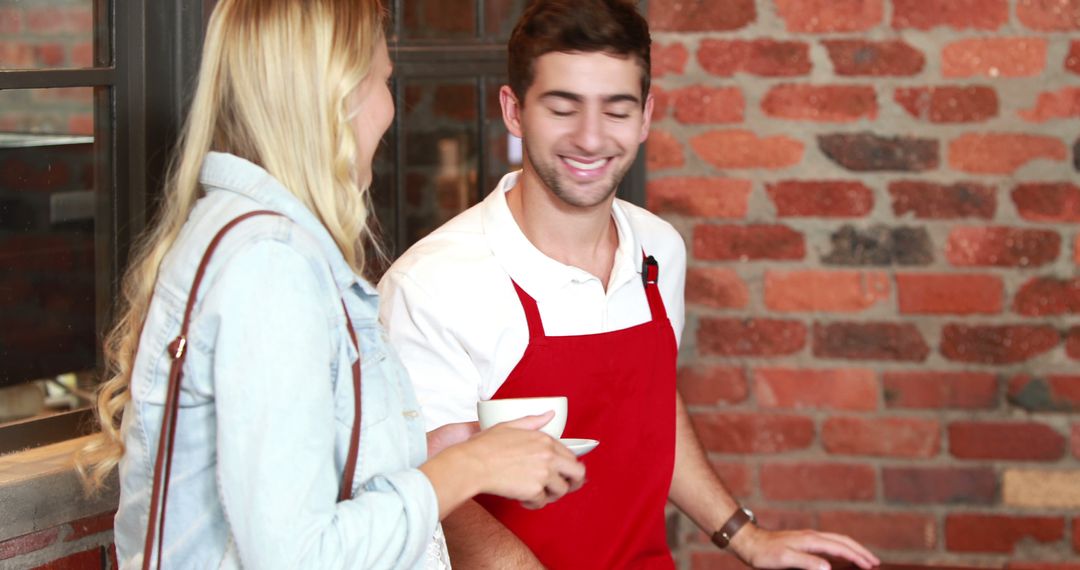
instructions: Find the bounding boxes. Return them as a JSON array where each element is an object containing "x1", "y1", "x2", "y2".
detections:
[{"x1": 78, "y1": 0, "x2": 387, "y2": 491}]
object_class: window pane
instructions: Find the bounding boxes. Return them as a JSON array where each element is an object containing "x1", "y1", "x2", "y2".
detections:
[
  {"x1": 0, "y1": 87, "x2": 96, "y2": 424},
  {"x1": 483, "y1": 0, "x2": 527, "y2": 40},
  {"x1": 401, "y1": 79, "x2": 480, "y2": 245},
  {"x1": 0, "y1": 0, "x2": 97, "y2": 70},
  {"x1": 403, "y1": 0, "x2": 477, "y2": 40}
]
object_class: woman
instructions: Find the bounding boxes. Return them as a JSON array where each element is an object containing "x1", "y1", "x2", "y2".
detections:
[{"x1": 77, "y1": 0, "x2": 585, "y2": 567}]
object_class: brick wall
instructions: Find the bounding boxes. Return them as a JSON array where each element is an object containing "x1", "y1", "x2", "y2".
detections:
[
  {"x1": 647, "y1": 0, "x2": 1080, "y2": 567},
  {"x1": 0, "y1": 511, "x2": 114, "y2": 569},
  {"x1": 0, "y1": 0, "x2": 94, "y2": 135}
]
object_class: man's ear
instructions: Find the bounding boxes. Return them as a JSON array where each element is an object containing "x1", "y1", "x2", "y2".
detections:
[
  {"x1": 639, "y1": 92, "x2": 654, "y2": 144},
  {"x1": 500, "y1": 85, "x2": 524, "y2": 139}
]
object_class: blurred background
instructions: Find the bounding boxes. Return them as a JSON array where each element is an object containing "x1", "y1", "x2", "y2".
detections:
[{"x1": 0, "y1": 0, "x2": 1078, "y2": 568}]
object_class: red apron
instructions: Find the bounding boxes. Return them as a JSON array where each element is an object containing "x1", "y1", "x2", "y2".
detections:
[{"x1": 476, "y1": 255, "x2": 677, "y2": 569}]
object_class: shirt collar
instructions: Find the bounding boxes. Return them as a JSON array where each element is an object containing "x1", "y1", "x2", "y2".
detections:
[
  {"x1": 480, "y1": 171, "x2": 641, "y2": 300},
  {"x1": 199, "y1": 151, "x2": 378, "y2": 297}
]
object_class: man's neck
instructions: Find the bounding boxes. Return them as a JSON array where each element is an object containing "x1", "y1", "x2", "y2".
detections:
[{"x1": 506, "y1": 172, "x2": 619, "y2": 289}]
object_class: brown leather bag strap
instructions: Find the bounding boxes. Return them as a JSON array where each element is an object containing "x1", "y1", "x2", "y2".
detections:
[{"x1": 141, "y1": 210, "x2": 364, "y2": 569}]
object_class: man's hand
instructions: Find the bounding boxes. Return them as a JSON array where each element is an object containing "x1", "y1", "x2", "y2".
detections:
[
  {"x1": 730, "y1": 525, "x2": 880, "y2": 570},
  {"x1": 426, "y1": 421, "x2": 480, "y2": 458}
]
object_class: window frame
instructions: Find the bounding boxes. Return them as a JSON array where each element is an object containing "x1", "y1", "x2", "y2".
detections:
[{"x1": 0, "y1": 0, "x2": 214, "y2": 454}]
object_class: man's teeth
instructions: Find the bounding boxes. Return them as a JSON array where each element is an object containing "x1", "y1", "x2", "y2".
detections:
[{"x1": 564, "y1": 157, "x2": 606, "y2": 171}]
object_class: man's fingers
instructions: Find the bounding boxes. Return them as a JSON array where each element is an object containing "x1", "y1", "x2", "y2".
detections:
[
  {"x1": 814, "y1": 532, "x2": 880, "y2": 567},
  {"x1": 793, "y1": 534, "x2": 876, "y2": 570}
]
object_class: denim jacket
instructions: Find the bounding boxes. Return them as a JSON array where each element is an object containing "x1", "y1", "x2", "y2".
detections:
[{"x1": 113, "y1": 152, "x2": 441, "y2": 569}]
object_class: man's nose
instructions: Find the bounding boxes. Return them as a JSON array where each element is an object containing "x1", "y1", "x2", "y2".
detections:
[{"x1": 570, "y1": 108, "x2": 604, "y2": 154}]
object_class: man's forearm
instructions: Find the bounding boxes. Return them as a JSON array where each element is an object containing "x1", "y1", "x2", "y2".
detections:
[
  {"x1": 442, "y1": 500, "x2": 544, "y2": 569},
  {"x1": 668, "y1": 391, "x2": 741, "y2": 535}
]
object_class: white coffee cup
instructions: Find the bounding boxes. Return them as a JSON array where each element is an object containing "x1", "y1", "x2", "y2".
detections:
[{"x1": 477, "y1": 396, "x2": 567, "y2": 439}]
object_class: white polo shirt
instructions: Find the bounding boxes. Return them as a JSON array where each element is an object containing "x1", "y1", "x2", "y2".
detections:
[{"x1": 378, "y1": 171, "x2": 687, "y2": 431}]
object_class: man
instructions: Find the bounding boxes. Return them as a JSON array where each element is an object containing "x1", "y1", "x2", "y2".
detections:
[{"x1": 379, "y1": 1, "x2": 880, "y2": 568}]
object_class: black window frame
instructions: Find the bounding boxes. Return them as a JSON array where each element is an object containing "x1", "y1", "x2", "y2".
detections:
[{"x1": 0, "y1": 0, "x2": 215, "y2": 454}]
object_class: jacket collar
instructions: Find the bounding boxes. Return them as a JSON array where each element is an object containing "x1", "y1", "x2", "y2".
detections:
[{"x1": 198, "y1": 152, "x2": 378, "y2": 297}]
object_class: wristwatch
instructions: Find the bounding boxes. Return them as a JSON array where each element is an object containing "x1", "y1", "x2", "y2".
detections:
[{"x1": 710, "y1": 506, "x2": 755, "y2": 549}]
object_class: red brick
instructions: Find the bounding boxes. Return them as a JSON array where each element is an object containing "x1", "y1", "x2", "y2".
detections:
[
  {"x1": 949, "y1": 133, "x2": 1067, "y2": 174},
  {"x1": 32, "y1": 549, "x2": 103, "y2": 569},
  {"x1": 766, "y1": 180, "x2": 873, "y2": 218},
  {"x1": 824, "y1": 39, "x2": 925, "y2": 76},
  {"x1": 819, "y1": 133, "x2": 938, "y2": 172},
  {"x1": 646, "y1": 129, "x2": 684, "y2": 170},
  {"x1": 653, "y1": 42, "x2": 689, "y2": 77},
  {"x1": 883, "y1": 466, "x2": 998, "y2": 504},
  {"x1": 764, "y1": 270, "x2": 888, "y2": 312},
  {"x1": 824, "y1": 416, "x2": 941, "y2": 458},
  {"x1": 698, "y1": 40, "x2": 811, "y2": 77},
  {"x1": 946, "y1": 514, "x2": 1064, "y2": 553},
  {"x1": 813, "y1": 322, "x2": 930, "y2": 362},
  {"x1": 647, "y1": 177, "x2": 751, "y2": 218},
  {"x1": 0, "y1": 9, "x2": 20, "y2": 35},
  {"x1": 754, "y1": 367, "x2": 878, "y2": 411},
  {"x1": 1014, "y1": 182, "x2": 1080, "y2": 221},
  {"x1": 950, "y1": 421, "x2": 1066, "y2": 461},
  {"x1": 753, "y1": 508, "x2": 817, "y2": 531},
  {"x1": 1015, "y1": 277, "x2": 1080, "y2": 316},
  {"x1": 691, "y1": 130, "x2": 804, "y2": 170},
  {"x1": 1019, "y1": 87, "x2": 1080, "y2": 122},
  {"x1": 678, "y1": 364, "x2": 747, "y2": 405},
  {"x1": 1075, "y1": 514, "x2": 1080, "y2": 550},
  {"x1": 0, "y1": 527, "x2": 60, "y2": 560},
  {"x1": 65, "y1": 511, "x2": 115, "y2": 542},
  {"x1": 433, "y1": 84, "x2": 476, "y2": 121},
  {"x1": 669, "y1": 85, "x2": 744, "y2": 124},
  {"x1": 1068, "y1": 41, "x2": 1080, "y2": 74},
  {"x1": 1012, "y1": 560, "x2": 1080, "y2": 569},
  {"x1": 894, "y1": 86, "x2": 999, "y2": 123},
  {"x1": 893, "y1": 0, "x2": 1008, "y2": 30},
  {"x1": 883, "y1": 371, "x2": 998, "y2": 410},
  {"x1": 693, "y1": 224, "x2": 805, "y2": 261},
  {"x1": 710, "y1": 461, "x2": 752, "y2": 499},
  {"x1": 890, "y1": 181, "x2": 996, "y2": 220},
  {"x1": 943, "y1": 38, "x2": 1048, "y2": 78},
  {"x1": 1017, "y1": 0, "x2": 1080, "y2": 31},
  {"x1": 1008, "y1": 374, "x2": 1080, "y2": 412},
  {"x1": 762, "y1": 84, "x2": 877, "y2": 123},
  {"x1": 946, "y1": 227, "x2": 1061, "y2": 267},
  {"x1": 760, "y1": 462, "x2": 875, "y2": 501},
  {"x1": 25, "y1": 7, "x2": 93, "y2": 34},
  {"x1": 690, "y1": 412, "x2": 814, "y2": 454},
  {"x1": 1074, "y1": 424, "x2": 1080, "y2": 459},
  {"x1": 686, "y1": 267, "x2": 749, "y2": 309},
  {"x1": 68, "y1": 115, "x2": 93, "y2": 136},
  {"x1": 0, "y1": 41, "x2": 33, "y2": 69},
  {"x1": 648, "y1": 0, "x2": 755, "y2": 32},
  {"x1": 818, "y1": 511, "x2": 936, "y2": 550},
  {"x1": 698, "y1": 318, "x2": 807, "y2": 357},
  {"x1": 774, "y1": 0, "x2": 883, "y2": 32},
  {"x1": 71, "y1": 42, "x2": 93, "y2": 67},
  {"x1": 679, "y1": 366, "x2": 748, "y2": 406},
  {"x1": 896, "y1": 273, "x2": 1003, "y2": 315},
  {"x1": 942, "y1": 324, "x2": 1059, "y2": 364},
  {"x1": 33, "y1": 43, "x2": 65, "y2": 67},
  {"x1": 1064, "y1": 327, "x2": 1080, "y2": 360}
]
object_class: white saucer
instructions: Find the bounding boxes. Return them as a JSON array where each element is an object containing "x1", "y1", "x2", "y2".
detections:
[{"x1": 560, "y1": 438, "x2": 599, "y2": 457}]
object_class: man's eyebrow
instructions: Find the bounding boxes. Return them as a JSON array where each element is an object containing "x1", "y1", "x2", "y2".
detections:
[
  {"x1": 538, "y1": 91, "x2": 641, "y2": 105},
  {"x1": 539, "y1": 90, "x2": 583, "y2": 103}
]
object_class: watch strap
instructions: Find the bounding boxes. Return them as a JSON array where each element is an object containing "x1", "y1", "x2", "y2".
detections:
[{"x1": 710, "y1": 507, "x2": 754, "y2": 549}]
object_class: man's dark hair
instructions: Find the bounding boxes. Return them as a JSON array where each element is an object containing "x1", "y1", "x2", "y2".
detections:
[{"x1": 508, "y1": 0, "x2": 651, "y2": 107}]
